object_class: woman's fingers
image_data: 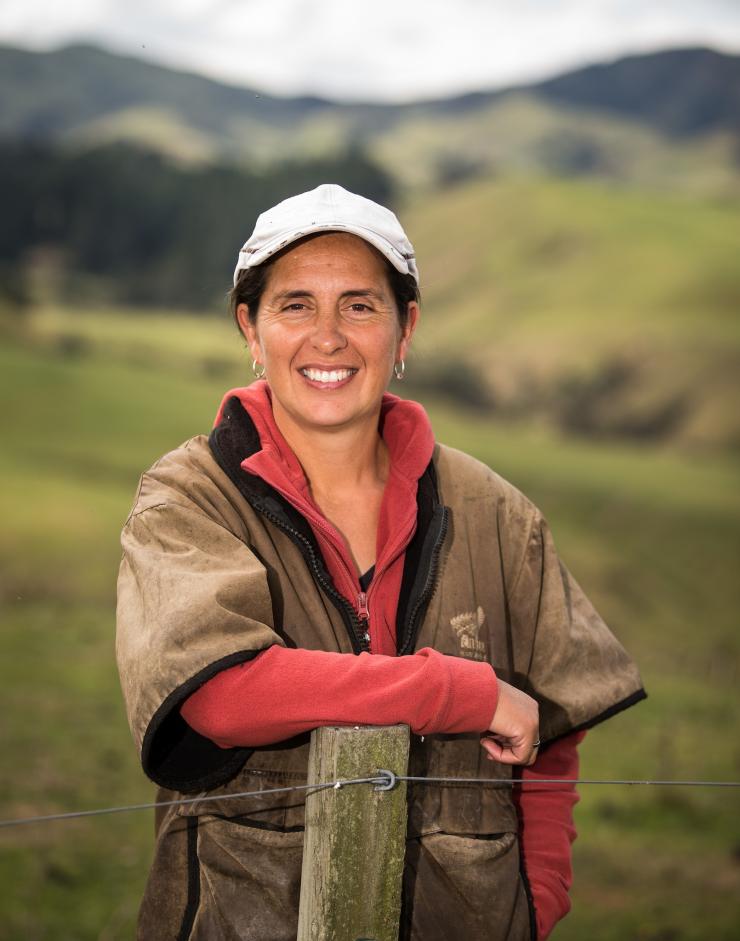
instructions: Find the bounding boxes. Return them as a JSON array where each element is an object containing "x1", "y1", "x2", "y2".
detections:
[
  {"x1": 480, "y1": 733, "x2": 539, "y2": 765},
  {"x1": 481, "y1": 678, "x2": 539, "y2": 765}
]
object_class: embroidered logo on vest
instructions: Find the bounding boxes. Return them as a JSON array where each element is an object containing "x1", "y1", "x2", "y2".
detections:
[{"x1": 450, "y1": 606, "x2": 487, "y2": 661}]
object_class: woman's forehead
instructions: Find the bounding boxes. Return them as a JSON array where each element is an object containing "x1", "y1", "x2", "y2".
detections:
[{"x1": 265, "y1": 232, "x2": 391, "y2": 288}]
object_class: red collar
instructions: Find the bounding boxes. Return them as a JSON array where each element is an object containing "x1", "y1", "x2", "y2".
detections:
[
  {"x1": 215, "y1": 381, "x2": 435, "y2": 654},
  {"x1": 215, "y1": 381, "x2": 434, "y2": 577},
  {"x1": 215, "y1": 381, "x2": 434, "y2": 500}
]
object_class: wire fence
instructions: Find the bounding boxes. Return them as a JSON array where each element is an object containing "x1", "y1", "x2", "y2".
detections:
[{"x1": 2, "y1": 772, "x2": 738, "y2": 830}]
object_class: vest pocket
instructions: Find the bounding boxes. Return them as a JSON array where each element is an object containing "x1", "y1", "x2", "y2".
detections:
[
  {"x1": 186, "y1": 812, "x2": 305, "y2": 941},
  {"x1": 401, "y1": 831, "x2": 532, "y2": 941},
  {"x1": 406, "y1": 735, "x2": 520, "y2": 837}
]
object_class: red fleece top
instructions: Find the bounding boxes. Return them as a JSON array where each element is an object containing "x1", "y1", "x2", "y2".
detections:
[{"x1": 182, "y1": 382, "x2": 581, "y2": 940}]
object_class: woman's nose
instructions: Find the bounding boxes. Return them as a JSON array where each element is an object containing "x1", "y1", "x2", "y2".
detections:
[{"x1": 310, "y1": 311, "x2": 348, "y2": 354}]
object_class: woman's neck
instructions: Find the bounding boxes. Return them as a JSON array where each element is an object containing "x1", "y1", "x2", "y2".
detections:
[{"x1": 271, "y1": 401, "x2": 390, "y2": 497}]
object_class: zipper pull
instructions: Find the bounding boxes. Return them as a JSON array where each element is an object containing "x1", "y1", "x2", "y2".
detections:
[{"x1": 357, "y1": 591, "x2": 371, "y2": 647}]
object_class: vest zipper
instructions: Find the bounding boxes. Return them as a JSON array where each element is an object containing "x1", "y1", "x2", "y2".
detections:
[
  {"x1": 357, "y1": 592, "x2": 371, "y2": 650},
  {"x1": 398, "y1": 507, "x2": 449, "y2": 656},
  {"x1": 253, "y1": 501, "x2": 370, "y2": 654}
]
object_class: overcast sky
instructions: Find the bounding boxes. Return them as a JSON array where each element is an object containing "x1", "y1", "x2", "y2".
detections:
[{"x1": 2, "y1": 0, "x2": 739, "y2": 102}]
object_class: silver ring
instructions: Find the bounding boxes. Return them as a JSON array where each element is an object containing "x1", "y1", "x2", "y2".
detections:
[{"x1": 532, "y1": 739, "x2": 541, "y2": 748}]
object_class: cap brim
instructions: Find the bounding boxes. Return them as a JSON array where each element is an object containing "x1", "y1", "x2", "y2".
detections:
[{"x1": 233, "y1": 222, "x2": 416, "y2": 286}]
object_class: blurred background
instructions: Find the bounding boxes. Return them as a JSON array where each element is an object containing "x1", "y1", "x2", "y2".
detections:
[{"x1": 1, "y1": 2, "x2": 739, "y2": 938}]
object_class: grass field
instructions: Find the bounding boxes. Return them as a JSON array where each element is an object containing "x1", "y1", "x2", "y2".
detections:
[{"x1": 1, "y1": 301, "x2": 738, "y2": 940}]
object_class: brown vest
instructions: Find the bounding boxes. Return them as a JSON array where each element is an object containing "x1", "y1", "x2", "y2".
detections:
[{"x1": 117, "y1": 399, "x2": 645, "y2": 940}]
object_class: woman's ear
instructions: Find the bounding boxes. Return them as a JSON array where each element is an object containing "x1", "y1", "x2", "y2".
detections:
[
  {"x1": 397, "y1": 301, "x2": 420, "y2": 362},
  {"x1": 236, "y1": 303, "x2": 261, "y2": 362}
]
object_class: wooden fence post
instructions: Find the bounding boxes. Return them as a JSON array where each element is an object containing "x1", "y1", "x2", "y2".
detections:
[{"x1": 297, "y1": 724, "x2": 410, "y2": 941}]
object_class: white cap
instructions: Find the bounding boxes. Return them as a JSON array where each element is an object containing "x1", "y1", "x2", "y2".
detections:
[{"x1": 233, "y1": 183, "x2": 419, "y2": 286}]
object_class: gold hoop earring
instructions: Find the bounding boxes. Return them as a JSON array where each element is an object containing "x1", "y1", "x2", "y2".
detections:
[
  {"x1": 394, "y1": 360, "x2": 405, "y2": 381},
  {"x1": 252, "y1": 359, "x2": 265, "y2": 379}
]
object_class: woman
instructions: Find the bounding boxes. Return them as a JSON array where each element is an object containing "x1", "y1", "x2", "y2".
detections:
[{"x1": 116, "y1": 184, "x2": 645, "y2": 940}]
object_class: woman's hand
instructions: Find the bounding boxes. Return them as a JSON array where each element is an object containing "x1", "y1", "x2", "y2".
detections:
[{"x1": 480, "y1": 678, "x2": 540, "y2": 766}]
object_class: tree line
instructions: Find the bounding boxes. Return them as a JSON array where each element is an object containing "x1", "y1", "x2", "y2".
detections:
[{"x1": 0, "y1": 141, "x2": 394, "y2": 310}]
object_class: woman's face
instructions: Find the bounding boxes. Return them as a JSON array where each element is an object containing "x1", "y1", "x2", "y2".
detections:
[{"x1": 238, "y1": 232, "x2": 418, "y2": 435}]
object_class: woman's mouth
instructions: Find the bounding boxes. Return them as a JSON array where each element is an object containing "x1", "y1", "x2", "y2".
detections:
[{"x1": 299, "y1": 367, "x2": 357, "y2": 384}]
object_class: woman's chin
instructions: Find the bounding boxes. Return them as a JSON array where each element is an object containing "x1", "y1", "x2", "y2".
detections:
[{"x1": 286, "y1": 398, "x2": 379, "y2": 433}]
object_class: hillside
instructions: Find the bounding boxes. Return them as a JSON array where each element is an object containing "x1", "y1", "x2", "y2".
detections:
[
  {"x1": 6, "y1": 174, "x2": 737, "y2": 455},
  {"x1": 0, "y1": 140, "x2": 395, "y2": 309},
  {"x1": 534, "y1": 46, "x2": 740, "y2": 137},
  {"x1": 404, "y1": 176, "x2": 740, "y2": 452},
  {"x1": 0, "y1": 42, "x2": 393, "y2": 160},
  {"x1": 1, "y1": 43, "x2": 738, "y2": 192},
  {"x1": 1, "y1": 39, "x2": 737, "y2": 452}
]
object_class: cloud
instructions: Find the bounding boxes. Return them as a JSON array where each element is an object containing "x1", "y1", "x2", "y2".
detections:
[{"x1": 1, "y1": 0, "x2": 739, "y2": 100}]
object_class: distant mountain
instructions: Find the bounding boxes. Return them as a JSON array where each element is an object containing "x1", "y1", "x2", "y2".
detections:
[
  {"x1": 0, "y1": 43, "x2": 392, "y2": 152},
  {"x1": 0, "y1": 42, "x2": 738, "y2": 192},
  {"x1": 534, "y1": 46, "x2": 740, "y2": 137},
  {"x1": 430, "y1": 47, "x2": 740, "y2": 136}
]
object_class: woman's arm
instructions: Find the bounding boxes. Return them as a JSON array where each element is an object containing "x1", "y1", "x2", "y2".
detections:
[{"x1": 181, "y1": 644, "x2": 499, "y2": 744}]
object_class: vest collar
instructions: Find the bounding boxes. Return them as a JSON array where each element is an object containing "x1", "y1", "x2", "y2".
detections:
[{"x1": 208, "y1": 393, "x2": 447, "y2": 658}]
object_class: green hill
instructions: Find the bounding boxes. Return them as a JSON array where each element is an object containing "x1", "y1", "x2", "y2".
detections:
[
  {"x1": 1, "y1": 43, "x2": 737, "y2": 194},
  {"x1": 534, "y1": 46, "x2": 740, "y2": 137},
  {"x1": 371, "y1": 91, "x2": 740, "y2": 194},
  {"x1": 402, "y1": 175, "x2": 740, "y2": 451},
  {"x1": 7, "y1": 170, "x2": 738, "y2": 453}
]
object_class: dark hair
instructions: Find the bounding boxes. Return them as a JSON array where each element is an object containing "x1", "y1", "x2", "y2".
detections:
[{"x1": 229, "y1": 234, "x2": 420, "y2": 331}]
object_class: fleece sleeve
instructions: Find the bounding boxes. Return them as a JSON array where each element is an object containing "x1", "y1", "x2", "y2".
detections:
[
  {"x1": 514, "y1": 730, "x2": 586, "y2": 941},
  {"x1": 181, "y1": 644, "x2": 499, "y2": 746}
]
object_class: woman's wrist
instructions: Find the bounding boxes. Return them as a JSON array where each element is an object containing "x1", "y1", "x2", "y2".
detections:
[{"x1": 429, "y1": 652, "x2": 498, "y2": 734}]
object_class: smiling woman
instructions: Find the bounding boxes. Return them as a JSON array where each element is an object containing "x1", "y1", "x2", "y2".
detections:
[
  {"x1": 115, "y1": 184, "x2": 646, "y2": 941},
  {"x1": 237, "y1": 232, "x2": 418, "y2": 441}
]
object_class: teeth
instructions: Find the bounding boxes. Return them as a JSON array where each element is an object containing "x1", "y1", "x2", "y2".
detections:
[{"x1": 301, "y1": 368, "x2": 355, "y2": 383}]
